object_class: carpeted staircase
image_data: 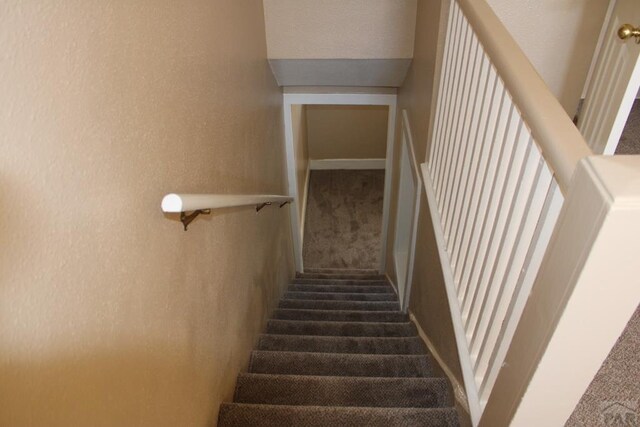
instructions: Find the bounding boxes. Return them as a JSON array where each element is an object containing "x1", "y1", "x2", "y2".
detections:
[{"x1": 218, "y1": 269, "x2": 460, "y2": 426}]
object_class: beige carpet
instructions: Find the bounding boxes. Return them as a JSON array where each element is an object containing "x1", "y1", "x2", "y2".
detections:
[
  {"x1": 303, "y1": 169, "x2": 384, "y2": 270},
  {"x1": 566, "y1": 304, "x2": 639, "y2": 426},
  {"x1": 218, "y1": 272, "x2": 460, "y2": 426},
  {"x1": 616, "y1": 99, "x2": 640, "y2": 154}
]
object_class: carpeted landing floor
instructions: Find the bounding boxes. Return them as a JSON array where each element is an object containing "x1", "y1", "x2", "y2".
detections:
[
  {"x1": 303, "y1": 169, "x2": 385, "y2": 270},
  {"x1": 616, "y1": 99, "x2": 640, "y2": 154}
]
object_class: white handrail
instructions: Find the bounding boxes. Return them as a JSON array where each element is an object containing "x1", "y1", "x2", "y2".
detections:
[
  {"x1": 161, "y1": 193, "x2": 293, "y2": 213},
  {"x1": 457, "y1": 0, "x2": 592, "y2": 194}
]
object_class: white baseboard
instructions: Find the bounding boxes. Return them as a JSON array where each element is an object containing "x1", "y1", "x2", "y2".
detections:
[
  {"x1": 409, "y1": 311, "x2": 470, "y2": 415},
  {"x1": 309, "y1": 158, "x2": 386, "y2": 170}
]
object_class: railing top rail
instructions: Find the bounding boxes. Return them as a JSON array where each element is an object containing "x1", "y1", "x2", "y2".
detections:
[
  {"x1": 161, "y1": 193, "x2": 293, "y2": 213},
  {"x1": 457, "y1": 0, "x2": 592, "y2": 193}
]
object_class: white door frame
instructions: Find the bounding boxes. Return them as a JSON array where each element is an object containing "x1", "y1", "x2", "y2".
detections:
[
  {"x1": 578, "y1": 0, "x2": 640, "y2": 154},
  {"x1": 283, "y1": 93, "x2": 398, "y2": 272},
  {"x1": 393, "y1": 110, "x2": 422, "y2": 311}
]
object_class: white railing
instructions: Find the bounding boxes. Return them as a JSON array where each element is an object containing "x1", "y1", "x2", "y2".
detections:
[
  {"x1": 161, "y1": 194, "x2": 293, "y2": 213},
  {"x1": 161, "y1": 193, "x2": 293, "y2": 230},
  {"x1": 423, "y1": 0, "x2": 592, "y2": 423}
]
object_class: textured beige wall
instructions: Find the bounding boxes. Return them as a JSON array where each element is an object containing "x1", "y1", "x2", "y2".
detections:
[
  {"x1": 306, "y1": 105, "x2": 389, "y2": 160},
  {"x1": 384, "y1": 0, "x2": 467, "y2": 401},
  {"x1": 263, "y1": 0, "x2": 417, "y2": 59},
  {"x1": 0, "y1": 1, "x2": 292, "y2": 426},
  {"x1": 409, "y1": 191, "x2": 468, "y2": 403},
  {"x1": 291, "y1": 104, "x2": 309, "y2": 222},
  {"x1": 486, "y1": 0, "x2": 609, "y2": 115}
]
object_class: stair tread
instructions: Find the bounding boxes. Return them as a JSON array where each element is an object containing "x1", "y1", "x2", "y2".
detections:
[
  {"x1": 257, "y1": 334, "x2": 427, "y2": 354},
  {"x1": 218, "y1": 273, "x2": 458, "y2": 424},
  {"x1": 292, "y1": 278, "x2": 389, "y2": 286},
  {"x1": 303, "y1": 268, "x2": 379, "y2": 273},
  {"x1": 279, "y1": 299, "x2": 399, "y2": 311},
  {"x1": 266, "y1": 319, "x2": 418, "y2": 337},
  {"x1": 218, "y1": 403, "x2": 460, "y2": 427},
  {"x1": 234, "y1": 373, "x2": 452, "y2": 408},
  {"x1": 278, "y1": 299, "x2": 400, "y2": 311},
  {"x1": 249, "y1": 350, "x2": 433, "y2": 377},
  {"x1": 272, "y1": 308, "x2": 408, "y2": 322},
  {"x1": 296, "y1": 272, "x2": 386, "y2": 280},
  {"x1": 284, "y1": 291, "x2": 397, "y2": 301},
  {"x1": 288, "y1": 284, "x2": 395, "y2": 293}
]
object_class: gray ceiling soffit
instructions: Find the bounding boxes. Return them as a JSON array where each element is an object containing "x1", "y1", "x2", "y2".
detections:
[{"x1": 268, "y1": 59, "x2": 412, "y2": 87}]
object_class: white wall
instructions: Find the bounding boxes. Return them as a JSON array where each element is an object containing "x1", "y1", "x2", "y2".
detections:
[
  {"x1": 487, "y1": 0, "x2": 610, "y2": 115},
  {"x1": 264, "y1": 0, "x2": 607, "y2": 112},
  {"x1": 263, "y1": 0, "x2": 417, "y2": 59}
]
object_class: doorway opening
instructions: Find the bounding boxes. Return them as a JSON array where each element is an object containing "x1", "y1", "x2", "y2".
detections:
[
  {"x1": 283, "y1": 93, "x2": 397, "y2": 273},
  {"x1": 576, "y1": 0, "x2": 640, "y2": 154}
]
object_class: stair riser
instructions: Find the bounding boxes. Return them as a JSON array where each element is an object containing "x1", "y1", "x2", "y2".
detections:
[
  {"x1": 284, "y1": 292, "x2": 397, "y2": 302},
  {"x1": 218, "y1": 404, "x2": 460, "y2": 427},
  {"x1": 279, "y1": 300, "x2": 399, "y2": 311},
  {"x1": 266, "y1": 320, "x2": 418, "y2": 337},
  {"x1": 293, "y1": 279, "x2": 389, "y2": 286},
  {"x1": 257, "y1": 335, "x2": 427, "y2": 355},
  {"x1": 296, "y1": 273, "x2": 386, "y2": 280},
  {"x1": 288, "y1": 284, "x2": 394, "y2": 294},
  {"x1": 302, "y1": 268, "x2": 378, "y2": 274},
  {"x1": 273, "y1": 309, "x2": 408, "y2": 323},
  {"x1": 249, "y1": 351, "x2": 433, "y2": 377},
  {"x1": 219, "y1": 272, "x2": 459, "y2": 427},
  {"x1": 234, "y1": 374, "x2": 452, "y2": 408}
]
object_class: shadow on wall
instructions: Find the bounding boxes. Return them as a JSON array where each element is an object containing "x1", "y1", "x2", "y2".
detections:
[
  {"x1": 0, "y1": 347, "x2": 229, "y2": 426},
  {"x1": 408, "y1": 191, "x2": 467, "y2": 406},
  {"x1": 557, "y1": 1, "x2": 611, "y2": 117},
  {"x1": 162, "y1": 204, "x2": 282, "y2": 229},
  {"x1": 0, "y1": 204, "x2": 295, "y2": 427}
]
